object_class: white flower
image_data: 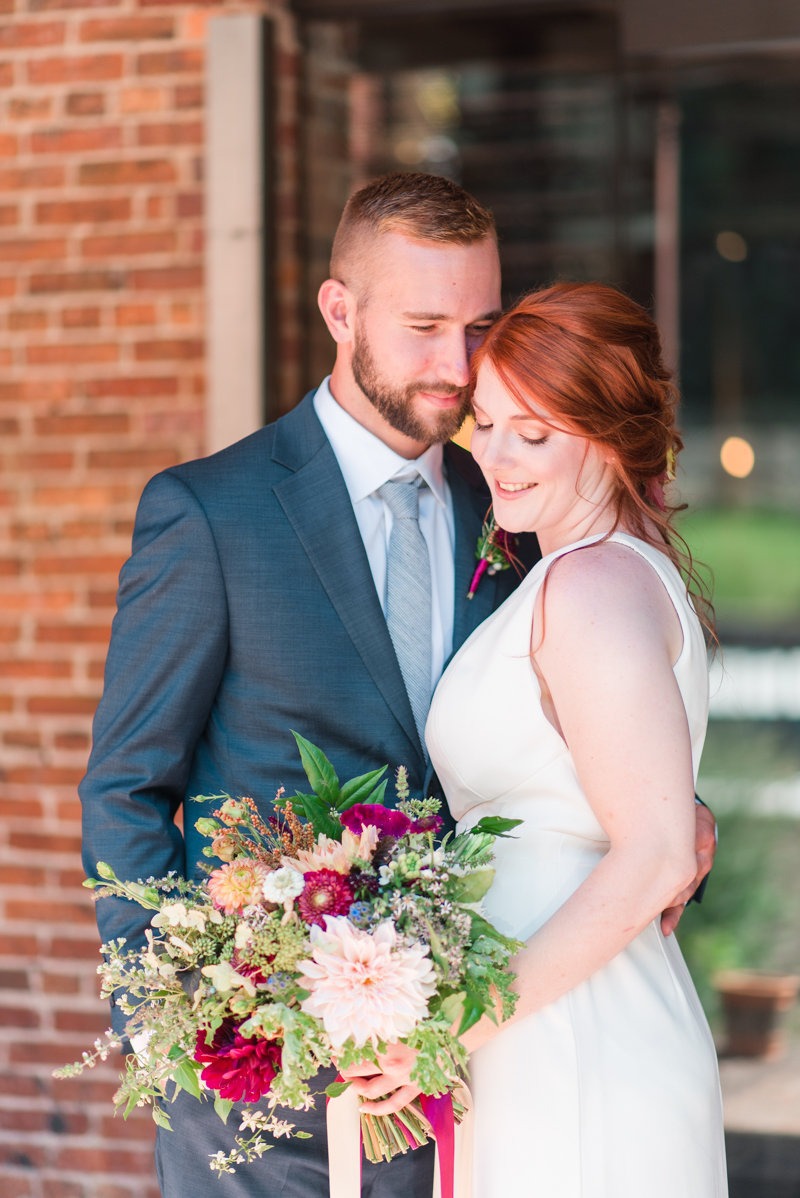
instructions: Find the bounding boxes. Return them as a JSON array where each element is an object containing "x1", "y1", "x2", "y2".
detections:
[
  {"x1": 201, "y1": 960, "x2": 257, "y2": 997},
  {"x1": 262, "y1": 867, "x2": 305, "y2": 904},
  {"x1": 234, "y1": 922, "x2": 254, "y2": 950},
  {"x1": 151, "y1": 902, "x2": 210, "y2": 934},
  {"x1": 298, "y1": 916, "x2": 436, "y2": 1049}
]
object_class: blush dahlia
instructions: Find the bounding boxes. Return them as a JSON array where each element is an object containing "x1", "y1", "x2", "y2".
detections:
[
  {"x1": 194, "y1": 1020, "x2": 282, "y2": 1103},
  {"x1": 297, "y1": 868, "x2": 354, "y2": 928}
]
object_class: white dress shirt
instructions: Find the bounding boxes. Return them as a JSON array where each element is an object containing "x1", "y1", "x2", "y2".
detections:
[{"x1": 314, "y1": 376, "x2": 455, "y2": 693}]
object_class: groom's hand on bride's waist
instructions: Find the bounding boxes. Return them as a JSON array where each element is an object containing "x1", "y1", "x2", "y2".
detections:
[
  {"x1": 339, "y1": 1042, "x2": 421, "y2": 1116},
  {"x1": 660, "y1": 800, "x2": 717, "y2": 937}
]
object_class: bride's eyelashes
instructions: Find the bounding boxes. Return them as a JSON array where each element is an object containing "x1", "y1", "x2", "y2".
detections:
[{"x1": 471, "y1": 420, "x2": 548, "y2": 447}]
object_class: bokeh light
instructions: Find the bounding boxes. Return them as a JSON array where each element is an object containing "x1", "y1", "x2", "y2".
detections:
[
  {"x1": 716, "y1": 230, "x2": 748, "y2": 261},
  {"x1": 720, "y1": 435, "x2": 755, "y2": 477}
]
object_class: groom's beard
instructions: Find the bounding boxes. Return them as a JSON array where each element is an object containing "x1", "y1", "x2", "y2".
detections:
[{"x1": 351, "y1": 327, "x2": 470, "y2": 446}]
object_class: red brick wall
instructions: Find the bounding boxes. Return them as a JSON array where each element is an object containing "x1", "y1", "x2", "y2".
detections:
[{"x1": 0, "y1": 2, "x2": 302, "y2": 1195}]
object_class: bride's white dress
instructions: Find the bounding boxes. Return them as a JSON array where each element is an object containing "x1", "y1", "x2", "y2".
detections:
[{"x1": 426, "y1": 532, "x2": 727, "y2": 1197}]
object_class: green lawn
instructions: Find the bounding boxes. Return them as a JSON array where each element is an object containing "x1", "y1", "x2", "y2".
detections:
[{"x1": 679, "y1": 508, "x2": 800, "y2": 627}]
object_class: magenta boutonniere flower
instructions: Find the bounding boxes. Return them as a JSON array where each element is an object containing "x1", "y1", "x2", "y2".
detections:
[{"x1": 467, "y1": 512, "x2": 518, "y2": 599}]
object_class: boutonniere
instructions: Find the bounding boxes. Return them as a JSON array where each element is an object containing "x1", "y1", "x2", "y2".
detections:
[{"x1": 467, "y1": 511, "x2": 518, "y2": 599}]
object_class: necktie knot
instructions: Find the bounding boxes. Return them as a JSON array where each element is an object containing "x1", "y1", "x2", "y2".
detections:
[{"x1": 378, "y1": 477, "x2": 422, "y2": 521}]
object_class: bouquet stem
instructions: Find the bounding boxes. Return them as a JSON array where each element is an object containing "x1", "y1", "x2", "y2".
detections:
[{"x1": 359, "y1": 1098, "x2": 465, "y2": 1165}]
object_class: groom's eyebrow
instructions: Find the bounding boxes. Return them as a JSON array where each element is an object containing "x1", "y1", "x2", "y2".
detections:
[{"x1": 401, "y1": 309, "x2": 502, "y2": 322}]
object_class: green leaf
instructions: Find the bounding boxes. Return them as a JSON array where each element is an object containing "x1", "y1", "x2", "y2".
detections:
[
  {"x1": 471, "y1": 816, "x2": 523, "y2": 839},
  {"x1": 439, "y1": 992, "x2": 465, "y2": 1026},
  {"x1": 449, "y1": 867, "x2": 495, "y2": 904},
  {"x1": 324, "y1": 1079, "x2": 353, "y2": 1099},
  {"x1": 296, "y1": 1131, "x2": 313, "y2": 1138},
  {"x1": 291, "y1": 731, "x2": 340, "y2": 806},
  {"x1": 467, "y1": 910, "x2": 525, "y2": 953},
  {"x1": 172, "y1": 1059, "x2": 203, "y2": 1101},
  {"x1": 300, "y1": 792, "x2": 343, "y2": 841},
  {"x1": 285, "y1": 793, "x2": 311, "y2": 817},
  {"x1": 214, "y1": 1096, "x2": 233, "y2": 1124},
  {"x1": 152, "y1": 1104, "x2": 173, "y2": 1130},
  {"x1": 365, "y1": 779, "x2": 387, "y2": 807},
  {"x1": 457, "y1": 984, "x2": 487, "y2": 1037},
  {"x1": 336, "y1": 766, "x2": 388, "y2": 811}
]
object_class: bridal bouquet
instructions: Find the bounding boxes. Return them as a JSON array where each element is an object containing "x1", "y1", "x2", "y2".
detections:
[{"x1": 56, "y1": 734, "x2": 523, "y2": 1175}]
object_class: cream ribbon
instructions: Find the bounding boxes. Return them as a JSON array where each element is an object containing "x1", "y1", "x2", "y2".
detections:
[
  {"x1": 326, "y1": 1083, "x2": 362, "y2": 1198},
  {"x1": 326, "y1": 1084, "x2": 473, "y2": 1198}
]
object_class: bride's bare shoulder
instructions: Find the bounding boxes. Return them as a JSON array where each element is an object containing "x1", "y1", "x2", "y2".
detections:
[{"x1": 535, "y1": 541, "x2": 680, "y2": 656}]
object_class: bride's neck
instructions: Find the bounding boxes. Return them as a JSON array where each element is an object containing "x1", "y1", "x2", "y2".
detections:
[{"x1": 535, "y1": 505, "x2": 621, "y2": 558}]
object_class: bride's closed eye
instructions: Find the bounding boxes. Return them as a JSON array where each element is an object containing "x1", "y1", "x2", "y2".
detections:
[{"x1": 519, "y1": 433, "x2": 548, "y2": 447}]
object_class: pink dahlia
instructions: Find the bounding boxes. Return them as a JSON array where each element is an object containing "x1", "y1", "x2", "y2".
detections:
[
  {"x1": 298, "y1": 916, "x2": 436, "y2": 1048},
  {"x1": 194, "y1": 1020, "x2": 281, "y2": 1103},
  {"x1": 207, "y1": 860, "x2": 268, "y2": 915},
  {"x1": 340, "y1": 804, "x2": 412, "y2": 839},
  {"x1": 297, "y1": 869, "x2": 353, "y2": 928}
]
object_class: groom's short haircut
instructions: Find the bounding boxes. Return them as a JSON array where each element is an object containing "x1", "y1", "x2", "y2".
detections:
[{"x1": 331, "y1": 172, "x2": 496, "y2": 298}]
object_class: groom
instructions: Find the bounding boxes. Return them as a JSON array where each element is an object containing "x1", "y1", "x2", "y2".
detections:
[{"x1": 80, "y1": 172, "x2": 715, "y2": 1198}]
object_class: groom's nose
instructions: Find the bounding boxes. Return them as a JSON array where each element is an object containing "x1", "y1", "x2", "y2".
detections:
[{"x1": 434, "y1": 329, "x2": 470, "y2": 388}]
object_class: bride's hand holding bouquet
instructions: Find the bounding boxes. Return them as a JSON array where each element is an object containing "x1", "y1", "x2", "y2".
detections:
[{"x1": 56, "y1": 733, "x2": 523, "y2": 1179}]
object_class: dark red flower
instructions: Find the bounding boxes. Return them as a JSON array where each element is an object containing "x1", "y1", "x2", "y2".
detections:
[
  {"x1": 194, "y1": 1019, "x2": 281, "y2": 1103},
  {"x1": 297, "y1": 868, "x2": 354, "y2": 928},
  {"x1": 340, "y1": 804, "x2": 413, "y2": 839},
  {"x1": 410, "y1": 814, "x2": 444, "y2": 835}
]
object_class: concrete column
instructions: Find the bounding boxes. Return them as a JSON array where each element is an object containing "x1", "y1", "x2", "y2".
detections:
[{"x1": 207, "y1": 14, "x2": 272, "y2": 454}]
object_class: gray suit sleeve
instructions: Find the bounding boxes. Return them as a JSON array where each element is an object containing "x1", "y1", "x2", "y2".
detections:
[{"x1": 80, "y1": 470, "x2": 229, "y2": 968}]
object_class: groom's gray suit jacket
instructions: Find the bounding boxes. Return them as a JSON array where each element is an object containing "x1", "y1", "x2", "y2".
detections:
[{"x1": 79, "y1": 390, "x2": 540, "y2": 1198}]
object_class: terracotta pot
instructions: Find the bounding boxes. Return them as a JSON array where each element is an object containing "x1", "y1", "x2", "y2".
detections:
[{"x1": 713, "y1": 969, "x2": 800, "y2": 1059}]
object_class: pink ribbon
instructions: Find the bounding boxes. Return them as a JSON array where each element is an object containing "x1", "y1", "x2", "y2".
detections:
[
  {"x1": 420, "y1": 1092, "x2": 456, "y2": 1198},
  {"x1": 467, "y1": 558, "x2": 489, "y2": 599},
  {"x1": 326, "y1": 1078, "x2": 468, "y2": 1198}
]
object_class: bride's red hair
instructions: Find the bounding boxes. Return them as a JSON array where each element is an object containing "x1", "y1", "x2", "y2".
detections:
[{"x1": 470, "y1": 281, "x2": 714, "y2": 637}]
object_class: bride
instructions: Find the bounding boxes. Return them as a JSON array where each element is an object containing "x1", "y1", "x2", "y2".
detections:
[
  {"x1": 433, "y1": 281, "x2": 727, "y2": 1195},
  {"x1": 360, "y1": 281, "x2": 727, "y2": 1196}
]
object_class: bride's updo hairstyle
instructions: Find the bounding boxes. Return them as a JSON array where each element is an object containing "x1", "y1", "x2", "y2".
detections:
[{"x1": 470, "y1": 281, "x2": 714, "y2": 636}]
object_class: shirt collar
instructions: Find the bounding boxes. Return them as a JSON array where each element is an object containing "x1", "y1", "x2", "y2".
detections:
[{"x1": 313, "y1": 376, "x2": 448, "y2": 508}]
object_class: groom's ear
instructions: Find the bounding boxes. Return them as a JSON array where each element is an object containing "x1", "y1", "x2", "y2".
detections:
[{"x1": 318, "y1": 278, "x2": 357, "y2": 345}]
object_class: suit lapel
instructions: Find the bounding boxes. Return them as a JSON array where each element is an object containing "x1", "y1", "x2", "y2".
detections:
[
  {"x1": 446, "y1": 449, "x2": 497, "y2": 653},
  {"x1": 272, "y1": 397, "x2": 423, "y2": 762}
]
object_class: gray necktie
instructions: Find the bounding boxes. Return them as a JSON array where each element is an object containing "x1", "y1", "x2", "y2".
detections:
[{"x1": 379, "y1": 477, "x2": 432, "y2": 751}]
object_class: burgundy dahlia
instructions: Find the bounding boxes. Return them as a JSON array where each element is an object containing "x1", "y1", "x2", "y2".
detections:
[
  {"x1": 194, "y1": 1020, "x2": 281, "y2": 1103},
  {"x1": 340, "y1": 804, "x2": 413, "y2": 840},
  {"x1": 297, "y1": 868, "x2": 354, "y2": 928}
]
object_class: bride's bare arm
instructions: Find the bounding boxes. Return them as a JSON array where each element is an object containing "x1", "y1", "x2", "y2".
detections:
[{"x1": 462, "y1": 543, "x2": 698, "y2": 1054}]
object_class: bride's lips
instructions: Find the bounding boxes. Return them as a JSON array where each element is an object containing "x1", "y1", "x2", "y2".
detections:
[{"x1": 494, "y1": 480, "x2": 537, "y2": 500}]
